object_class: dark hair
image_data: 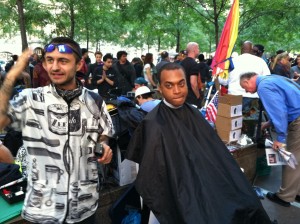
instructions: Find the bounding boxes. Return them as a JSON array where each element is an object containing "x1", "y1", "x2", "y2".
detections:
[
  {"x1": 103, "y1": 53, "x2": 113, "y2": 62},
  {"x1": 198, "y1": 53, "x2": 205, "y2": 61},
  {"x1": 254, "y1": 44, "x2": 264, "y2": 53},
  {"x1": 138, "y1": 92, "x2": 153, "y2": 99},
  {"x1": 117, "y1": 51, "x2": 127, "y2": 60},
  {"x1": 11, "y1": 55, "x2": 18, "y2": 61},
  {"x1": 240, "y1": 72, "x2": 257, "y2": 81},
  {"x1": 157, "y1": 63, "x2": 185, "y2": 84},
  {"x1": 81, "y1": 48, "x2": 88, "y2": 55},
  {"x1": 48, "y1": 37, "x2": 82, "y2": 62},
  {"x1": 276, "y1": 49, "x2": 285, "y2": 55},
  {"x1": 95, "y1": 51, "x2": 102, "y2": 57},
  {"x1": 144, "y1": 53, "x2": 154, "y2": 66}
]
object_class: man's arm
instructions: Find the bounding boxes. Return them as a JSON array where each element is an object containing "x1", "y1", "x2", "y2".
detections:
[
  {"x1": 190, "y1": 75, "x2": 200, "y2": 99},
  {"x1": 0, "y1": 49, "x2": 31, "y2": 130},
  {"x1": 0, "y1": 140, "x2": 14, "y2": 163}
]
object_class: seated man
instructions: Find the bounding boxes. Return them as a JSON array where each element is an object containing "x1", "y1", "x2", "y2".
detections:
[
  {"x1": 126, "y1": 63, "x2": 271, "y2": 224},
  {"x1": 135, "y1": 86, "x2": 161, "y2": 112},
  {"x1": 134, "y1": 77, "x2": 148, "y2": 90}
]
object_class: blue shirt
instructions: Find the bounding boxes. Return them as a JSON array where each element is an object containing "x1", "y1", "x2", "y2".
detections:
[
  {"x1": 141, "y1": 99, "x2": 161, "y2": 112},
  {"x1": 256, "y1": 75, "x2": 300, "y2": 143}
]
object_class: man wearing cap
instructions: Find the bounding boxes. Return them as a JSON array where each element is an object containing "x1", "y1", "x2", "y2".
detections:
[
  {"x1": 156, "y1": 51, "x2": 170, "y2": 73},
  {"x1": 134, "y1": 77, "x2": 148, "y2": 90},
  {"x1": 135, "y1": 86, "x2": 161, "y2": 112},
  {"x1": 0, "y1": 37, "x2": 114, "y2": 223}
]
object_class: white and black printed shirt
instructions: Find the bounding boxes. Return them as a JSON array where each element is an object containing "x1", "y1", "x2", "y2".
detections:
[{"x1": 8, "y1": 84, "x2": 114, "y2": 223}]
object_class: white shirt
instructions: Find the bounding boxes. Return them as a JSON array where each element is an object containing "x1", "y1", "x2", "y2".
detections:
[{"x1": 218, "y1": 53, "x2": 270, "y2": 98}]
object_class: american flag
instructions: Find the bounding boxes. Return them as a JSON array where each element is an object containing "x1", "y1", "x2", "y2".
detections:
[{"x1": 205, "y1": 91, "x2": 219, "y2": 123}]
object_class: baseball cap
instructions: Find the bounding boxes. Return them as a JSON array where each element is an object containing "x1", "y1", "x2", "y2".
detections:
[
  {"x1": 135, "y1": 86, "x2": 154, "y2": 98},
  {"x1": 135, "y1": 77, "x2": 148, "y2": 85}
]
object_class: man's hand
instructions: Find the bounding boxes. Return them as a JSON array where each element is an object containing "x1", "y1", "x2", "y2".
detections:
[
  {"x1": 261, "y1": 121, "x2": 271, "y2": 130},
  {"x1": 98, "y1": 143, "x2": 113, "y2": 164},
  {"x1": 7, "y1": 49, "x2": 32, "y2": 80},
  {"x1": 272, "y1": 140, "x2": 285, "y2": 151}
]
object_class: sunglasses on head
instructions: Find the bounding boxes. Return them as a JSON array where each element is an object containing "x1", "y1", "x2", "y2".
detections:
[{"x1": 44, "y1": 44, "x2": 81, "y2": 58}]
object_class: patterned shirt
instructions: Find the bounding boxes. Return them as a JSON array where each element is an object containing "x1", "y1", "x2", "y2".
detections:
[{"x1": 8, "y1": 84, "x2": 114, "y2": 223}]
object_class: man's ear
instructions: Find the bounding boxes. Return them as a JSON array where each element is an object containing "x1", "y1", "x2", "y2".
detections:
[
  {"x1": 76, "y1": 59, "x2": 83, "y2": 71},
  {"x1": 42, "y1": 61, "x2": 47, "y2": 71},
  {"x1": 158, "y1": 84, "x2": 162, "y2": 94}
]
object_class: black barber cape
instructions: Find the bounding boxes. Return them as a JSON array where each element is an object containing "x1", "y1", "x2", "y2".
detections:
[{"x1": 126, "y1": 102, "x2": 271, "y2": 224}]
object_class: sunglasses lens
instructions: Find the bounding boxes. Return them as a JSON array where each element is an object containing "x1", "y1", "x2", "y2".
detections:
[
  {"x1": 44, "y1": 44, "x2": 80, "y2": 58},
  {"x1": 45, "y1": 44, "x2": 55, "y2": 53},
  {"x1": 57, "y1": 44, "x2": 73, "y2": 54}
]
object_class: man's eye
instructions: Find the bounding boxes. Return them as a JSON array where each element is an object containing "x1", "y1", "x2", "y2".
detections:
[
  {"x1": 46, "y1": 58, "x2": 53, "y2": 63},
  {"x1": 165, "y1": 84, "x2": 172, "y2": 88},
  {"x1": 60, "y1": 59, "x2": 68, "y2": 63},
  {"x1": 179, "y1": 82, "x2": 185, "y2": 87}
]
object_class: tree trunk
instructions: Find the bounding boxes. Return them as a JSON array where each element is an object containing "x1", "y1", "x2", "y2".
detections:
[
  {"x1": 157, "y1": 36, "x2": 161, "y2": 52},
  {"x1": 176, "y1": 29, "x2": 180, "y2": 52},
  {"x1": 69, "y1": 2, "x2": 75, "y2": 39},
  {"x1": 16, "y1": 0, "x2": 28, "y2": 51}
]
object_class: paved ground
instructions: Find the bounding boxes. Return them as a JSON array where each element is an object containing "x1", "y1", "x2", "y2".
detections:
[{"x1": 255, "y1": 165, "x2": 300, "y2": 224}]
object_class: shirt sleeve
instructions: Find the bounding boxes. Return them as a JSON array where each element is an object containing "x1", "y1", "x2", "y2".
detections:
[
  {"x1": 7, "y1": 89, "x2": 31, "y2": 132},
  {"x1": 258, "y1": 84, "x2": 288, "y2": 143},
  {"x1": 99, "y1": 100, "x2": 115, "y2": 138}
]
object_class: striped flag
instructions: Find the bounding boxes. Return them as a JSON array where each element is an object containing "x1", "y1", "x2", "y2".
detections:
[
  {"x1": 205, "y1": 91, "x2": 219, "y2": 123},
  {"x1": 210, "y1": 0, "x2": 239, "y2": 79}
]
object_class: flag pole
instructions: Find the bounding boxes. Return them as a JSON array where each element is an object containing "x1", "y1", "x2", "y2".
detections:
[{"x1": 204, "y1": 0, "x2": 239, "y2": 110}]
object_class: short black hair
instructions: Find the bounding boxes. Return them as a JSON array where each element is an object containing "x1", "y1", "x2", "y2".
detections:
[
  {"x1": 95, "y1": 51, "x2": 102, "y2": 57},
  {"x1": 103, "y1": 53, "x2": 113, "y2": 62},
  {"x1": 198, "y1": 53, "x2": 205, "y2": 61},
  {"x1": 157, "y1": 62, "x2": 185, "y2": 84},
  {"x1": 254, "y1": 44, "x2": 265, "y2": 53},
  {"x1": 48, "y1": 37, "x2": 82, "y2": 62},
  {"x1": 117, "y1": 51, "x2": 127, "y2": 60}
]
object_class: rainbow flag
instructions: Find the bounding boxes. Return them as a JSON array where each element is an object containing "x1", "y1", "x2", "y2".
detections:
[{"x1": 210, "y1": 0, "x2": 239, "y2": 79}]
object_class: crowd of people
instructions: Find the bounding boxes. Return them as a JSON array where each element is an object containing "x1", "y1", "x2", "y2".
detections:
[{"x1": 0, "y1": 37, "x2": 299, "y2": 224}]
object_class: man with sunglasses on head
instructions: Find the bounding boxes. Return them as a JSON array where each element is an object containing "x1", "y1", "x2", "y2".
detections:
[{"x1": 0, "y1": 37, "x2": 114, "y2": 224}]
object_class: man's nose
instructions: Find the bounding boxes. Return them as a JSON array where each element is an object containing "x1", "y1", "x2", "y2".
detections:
[
  {"x1": 51, "y1": 60, "x2": 59, "y2": 70},
  {"x1": 173, "y1": 85, "x2": 180, "y2": 93}
]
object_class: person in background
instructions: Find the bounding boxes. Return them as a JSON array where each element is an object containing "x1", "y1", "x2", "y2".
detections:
[
  {"x1": 156, "y1": 51, "x2": 170, "y2": 74},
  {"x1": 131, "y1": 57, "x2": 144, "y2": 78},
  {"x1": 218, "y1": 40, "x2": 270, "y2": 112},
  {"x1": 127, "y1": 63, "x2": 271, "y2": 223},
  {"x1": 92, "y1": 53, "x2": 119, "y2": 101},
  {"x1": 86, "y1": 51, "x2": 104, "y2": 90},
  {"x1": 134, "y1": 86, "x2": 161, "y2": 112},
  {"x1": 32, "y1": 50, "x2": 51, "y2": 87},
  {"x1": 113, "y1": 50, "x2": 136, "y2": 95},
  {"x1": 143, "y1": 53, "x2": 157, "y2": 89},
  {"x1": 141, "y1": 55, "x2": 145, "y2": 64},
  {"x1": 240, "y1": 72, "x2": 300, "y2": 208},
  {"x1": 77, "y1": 48, "x2": 89, "y2": 85},
  {"x1": 134, "y1": 77, "x2": 148, "y2": 90},
  {"x1": 198, "y1": 53, "x2": 211, "y2": 84},
  {"x1": 174, "y1": 50, "x2": 186, "y2": 64},
  {"x1": 252, "y1": 44, "x2": 269, "y2": 64},
  {"x1": 180, "y1": 42, "x2": 201, "y2": 107},
  {"x1": 290, "y1": 54, "x2": 300, "y2": 84},
  {"x1": 0, "y1": 37, "x2": 113, "y2": 223},
  {"x1": 271, "y1": 52, "x2": 291, "y2": 78}
]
